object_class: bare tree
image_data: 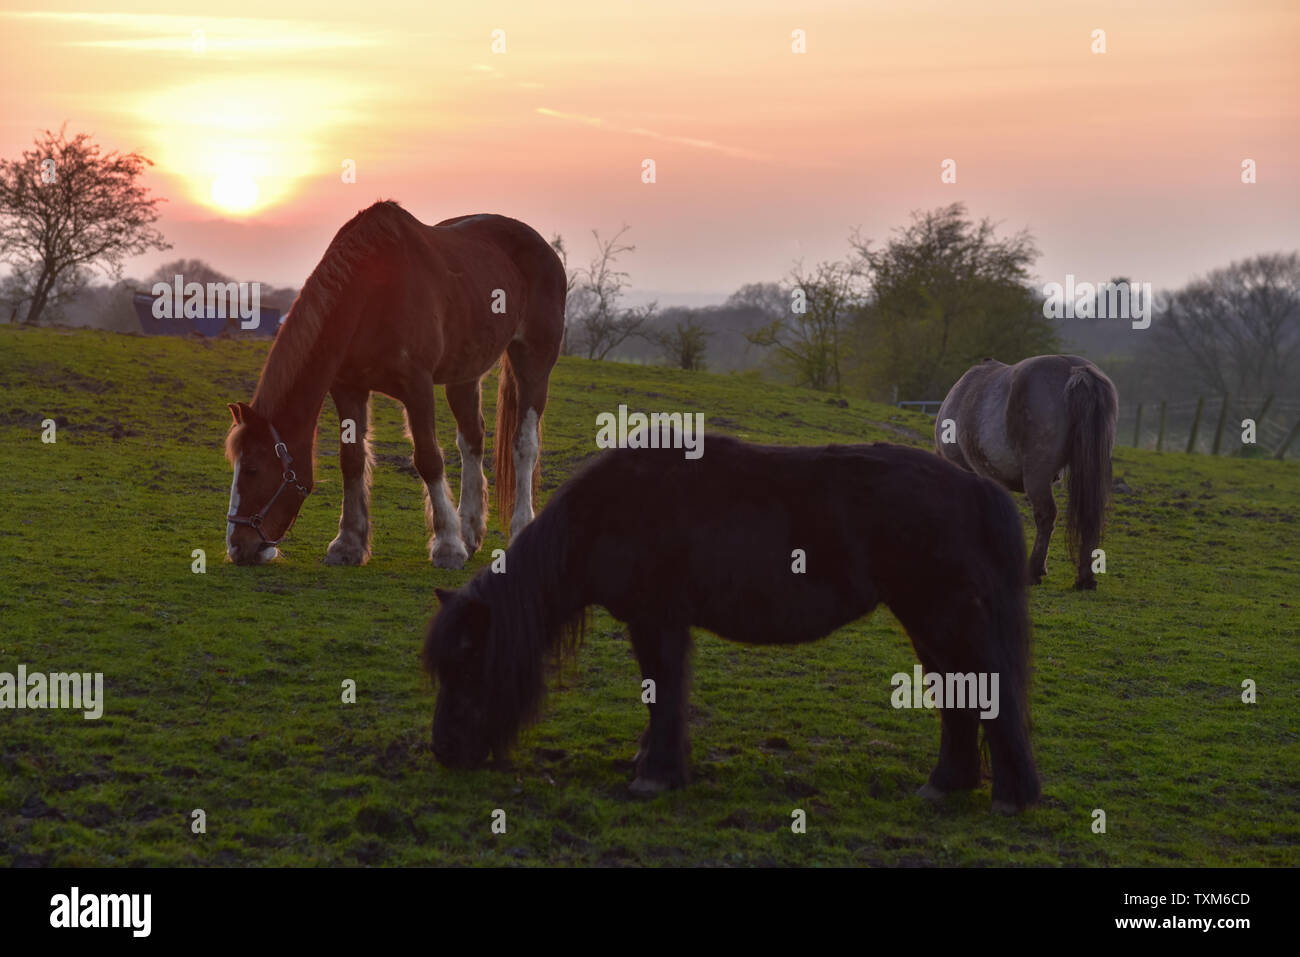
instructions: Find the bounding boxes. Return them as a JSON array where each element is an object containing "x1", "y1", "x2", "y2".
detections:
[
  {"x1": 550, "y1": 234, "x2": 578, "y2": 300},
  {"x1": 746, "y1": 259, "x2": 862, "y2": 391},
  {"x1": 0, "y1": 268, "x2": 35, "y2": 323},
  {"x1": 1146, "y1": 252, "x2": 1300, "y2": 398},
  {"x1": 563, "y1": 226, "x2": 656, "y2": 360},
  {"x1": 148, "y1": 258, "x2": 233, "y2": 287},
  {"x1": 725, "y1": 281, "x2": 788, "y2": 320},
  {"x1": 0, "y1": 126, "x2": 170, "y2": 324}
]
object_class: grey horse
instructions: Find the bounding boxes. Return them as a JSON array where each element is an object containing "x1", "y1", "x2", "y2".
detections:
[{"x1": 935, "y1": 355, "x2": 1118, "y2": 589}]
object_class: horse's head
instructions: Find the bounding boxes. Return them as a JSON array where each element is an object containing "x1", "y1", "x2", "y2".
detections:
[
  {"x1": 424, "y1": 586, "x2": 494, "y2": 769},
  {"x1": 224, "y1": 401, "x2": 312, "y2": 565}
]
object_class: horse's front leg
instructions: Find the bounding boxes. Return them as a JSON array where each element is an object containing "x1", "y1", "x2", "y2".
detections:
[
  {"x1": 325, "y1": 385, "x2": 373, "y2": 566},
  {"x1": 627, "y1": 623, "x2": 692, "y2": 793},
  {"x1": 405, "y1": 377, "x2": 469, "y2": 569}
]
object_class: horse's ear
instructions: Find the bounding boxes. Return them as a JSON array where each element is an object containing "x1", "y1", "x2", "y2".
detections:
[
  {"x1": 463, "y1": 596, "x2": 490, "y2": 632},
  {"x1": 228, "y1": 401, "x2": 256, "y2": 426},
  {"x1": 435, "y1": 588, "x2": 490, "y2": 633}
]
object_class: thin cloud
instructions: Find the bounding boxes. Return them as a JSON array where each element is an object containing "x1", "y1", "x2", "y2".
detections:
[
  {"x1": 535, "y1": 106, "x2": 830, "y2": 167},
  {"x1": 0, "y1": 11, "x2": 382, "y2": 53},
  {"x1": 536, "y1": 107, "x2": 606, "y2": 128}
]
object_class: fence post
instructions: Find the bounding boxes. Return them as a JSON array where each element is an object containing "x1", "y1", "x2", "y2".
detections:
[
  {"x1": 1132, "y1": 403, "x2": 1143, "y2": 448},
  {"x1": 1211, "y1": 393, "x2": 1229, "y2": 455},
  {"x1": 1253, "y1": 394, "x2": 1275, "y2": 427},
  {"x1": 1156, "y1": 400, "x2": 1167, "y2": 452},
  {"x1": 1186, "y1": 396, "x2": 1204, "y2": 453},
  {"x1": 1275, "y1": 419, "x2": 1300, "y2": 461}
]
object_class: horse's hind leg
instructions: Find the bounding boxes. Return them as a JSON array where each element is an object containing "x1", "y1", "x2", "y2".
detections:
[
  {"x1": 404, "y1": 374, "x2": 469, "y2": 569},
  {"x1": 325, "y1": 385, "x2": 372, "y2": 566},
  {"x1": 445, "y1": 379, "x2": 488, "y2": 554},
  {"x1": 503, "y1": 338, "x2": 556, "y2": 540},
  {"x1": 627, "y1": 623, "x2": 692, "y2": 794},
  {"x1": 1023, "y1": 466, "x2": 1057, "y2": 585}
]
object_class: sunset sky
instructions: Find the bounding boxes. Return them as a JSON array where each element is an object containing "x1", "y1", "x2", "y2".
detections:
[{"x1": 1, "y1": 0, "x2": 1296, "y2": 303}]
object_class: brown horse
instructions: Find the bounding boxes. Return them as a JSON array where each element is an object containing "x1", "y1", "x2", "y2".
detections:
[
  {"x1": 225, "y1": 201, "x2": 565, "y2": 568},
  {"x1": 935, "y1": 355, "x2": 1118, "y2": 589}
]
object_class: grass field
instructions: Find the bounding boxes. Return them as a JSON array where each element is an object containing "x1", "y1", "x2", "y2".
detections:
[{"x1": 0, "y1": 325, "x2": 1296, "y2": 866}]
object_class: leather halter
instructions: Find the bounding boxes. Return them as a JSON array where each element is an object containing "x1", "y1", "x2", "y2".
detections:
[{"x1": 227, "y1": 420, "x2": 312, "y2": 546}]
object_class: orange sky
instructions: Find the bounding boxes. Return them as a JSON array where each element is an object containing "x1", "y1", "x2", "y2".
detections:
[{"x1": 1, "y1": 0, "x2": 1297, "y2": 301}]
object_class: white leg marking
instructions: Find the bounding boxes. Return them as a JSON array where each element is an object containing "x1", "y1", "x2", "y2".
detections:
[
  {"x1": 226, "y1": 461, "x2": 241, "y2": 557},
  {"x1": 510, "y1": 408, "x2": 539, "y2": 540},
  {"x1": 428, "y1": 475, "x2": 468, "y2": 568},
  {"x1": 326, "y1": 470, "x2": 370, "y2": 565},
  {"x1": 456, "y1": 431, "x2": 486, "y2": 552}
]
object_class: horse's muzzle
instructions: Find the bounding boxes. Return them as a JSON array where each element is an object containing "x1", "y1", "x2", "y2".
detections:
[{"x1": 227, "y1": 542, "x2": 279, "y2": 565}]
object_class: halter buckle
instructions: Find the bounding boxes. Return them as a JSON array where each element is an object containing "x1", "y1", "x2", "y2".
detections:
[{"x1": 228, "y1": 419, "x2": 312, "y2": 549}]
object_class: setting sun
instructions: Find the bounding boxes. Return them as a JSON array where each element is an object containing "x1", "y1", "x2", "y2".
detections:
[{"x1": 210, "y1": 170, "x2": 259, "y2": 213}]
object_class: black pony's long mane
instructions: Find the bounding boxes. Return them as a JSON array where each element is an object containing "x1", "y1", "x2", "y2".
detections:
[{"x1": 430, "y1": 485, "x2": 588, "y2": 755}]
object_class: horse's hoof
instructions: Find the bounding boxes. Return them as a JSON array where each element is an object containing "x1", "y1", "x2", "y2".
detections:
[
  {"x1": 459, "y1": 523, "x2": 485, "y2": 554},
  {"x1": 430, "y1": 539, "x2": 469, "y2": 569},
  {"x1": 917, "y1": 782, "x2": 947, "y2": 803},
  {"x1": 1073, "y1": 579, "x2": 1098, "y2": 591},
  {"x1": 991, "y1": 799, "x2": 1022, "y2": 816},
  {"x1": 629, "y1": 775, "x2": 670, "y2": 796},
  {"x1": 324, "y1": 540, "x2": 368, "y2": 566}
]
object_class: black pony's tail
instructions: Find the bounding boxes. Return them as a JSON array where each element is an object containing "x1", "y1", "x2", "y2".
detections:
[
  {"x1": 977, "y1": 480, "x2": 1040, "y2": 810},
  {"x1": 1065, "y1": 365, "x2": 1118, "y2": 586}
]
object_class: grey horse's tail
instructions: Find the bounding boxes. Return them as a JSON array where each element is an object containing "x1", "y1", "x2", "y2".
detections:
[{"x1": 1064, "y1": 365, "x2": 1118, "y2": 578}]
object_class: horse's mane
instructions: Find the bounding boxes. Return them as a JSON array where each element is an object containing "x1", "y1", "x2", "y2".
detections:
[
  {"x1": 459, "y1": 489, "x2": 588, "y2": 753},
  {"x1": 251, "y1": 200, "x2": 409, "y2": 418}
]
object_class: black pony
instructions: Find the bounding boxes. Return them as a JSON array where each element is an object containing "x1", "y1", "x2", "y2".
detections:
[{"x1": 422, "y1": 435, "x2": 1040, "y2": 812}]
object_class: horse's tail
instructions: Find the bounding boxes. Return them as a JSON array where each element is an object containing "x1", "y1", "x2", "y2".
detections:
[
  {"x1": 494, "y1": 355, "x2": 542, "y2": 536},
  {"x1": 977, "y1": 479, "x2": 1040, "y2": 810},
  {"x1": 495, "y1": 357, "x2": 519, "y2": 534},
  {"x1": 1064, "y1": 365, "x2": 1118, "y2": 570}
]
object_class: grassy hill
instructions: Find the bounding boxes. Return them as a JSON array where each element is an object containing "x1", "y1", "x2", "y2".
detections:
[{"x1": 0, "y1": 325, "x2": 1295, "y2": 866}]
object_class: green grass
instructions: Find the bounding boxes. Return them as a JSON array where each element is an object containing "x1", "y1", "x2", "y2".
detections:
[{"x1": 0, "y1": 325, "x2": 1296, "y2": 867}]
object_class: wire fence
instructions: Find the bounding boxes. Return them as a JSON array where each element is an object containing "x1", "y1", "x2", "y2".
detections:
[
  {"x1": 1118, "y1": 395, "x2": 1300, "y2": 460},
  {"x1": 899, "y1": 394, "x2": 1300, "y2": 460}
]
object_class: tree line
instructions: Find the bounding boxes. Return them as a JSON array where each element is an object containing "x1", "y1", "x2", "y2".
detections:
[
  {"x1": 558, "y1": 205, "x2": 1299, "y2": 406},
  {"x1": 3, "y1": 127, "x2": 1296, "y2": 406}
]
